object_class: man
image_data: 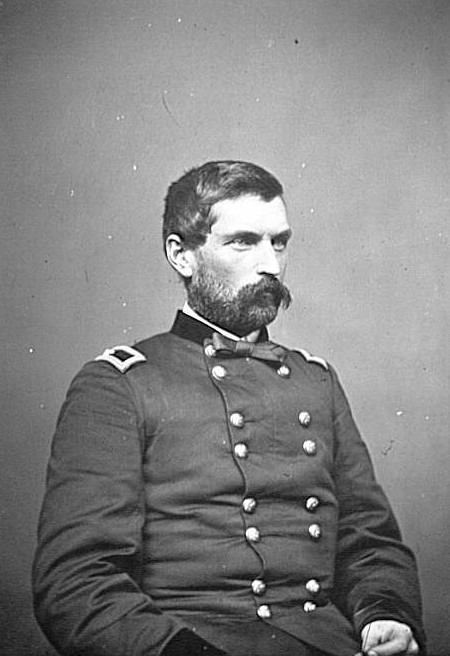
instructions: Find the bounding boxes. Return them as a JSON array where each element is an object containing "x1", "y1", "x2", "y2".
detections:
[{"x1": 33, "y1": 161, "x2": 425, "y2": 656}]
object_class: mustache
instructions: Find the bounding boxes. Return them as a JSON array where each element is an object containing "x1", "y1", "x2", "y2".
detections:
[{"x1": 239, "y1": 276, "x2": 292, "y2": 309}]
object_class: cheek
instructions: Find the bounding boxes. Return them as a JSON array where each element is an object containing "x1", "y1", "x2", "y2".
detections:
[
  {"x1": 204, "y1": 253, "x2": 254, "y2": 288},
  {"x1": 226, "y1": 262, "x2": 259, "y2": 289}
]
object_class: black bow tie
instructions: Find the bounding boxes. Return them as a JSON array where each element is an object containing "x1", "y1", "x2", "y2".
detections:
[{"x1": 210, "y1": 332, "x2": 287, "y2": 364}]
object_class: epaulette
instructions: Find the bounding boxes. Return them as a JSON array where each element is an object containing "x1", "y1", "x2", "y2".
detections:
[
  {"x1": 95, "y1": 345, "x2": 146, "y2": 373},
  {"x1": 297, "y1": 348, "x2": 329, "y2": 371}
]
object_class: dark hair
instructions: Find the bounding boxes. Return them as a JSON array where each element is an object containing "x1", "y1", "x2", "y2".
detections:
[{"x1": 162, "y1": 160, "x2": 284, "y2": 251}]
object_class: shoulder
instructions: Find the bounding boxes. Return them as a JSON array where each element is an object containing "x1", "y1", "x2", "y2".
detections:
[
  {"x1": 291, "y1": 347, "x2": 329, "y2": 372},
  {"x1": 92, "y1": 331, "x2": 175, "y2": 374}
]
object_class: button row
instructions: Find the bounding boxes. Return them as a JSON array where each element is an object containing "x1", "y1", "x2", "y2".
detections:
[
  {"x1": 230, "y1": 411, "x2": 316, "y2": 456},
  {"x1": 245, "y1": 524, "x2": 321, "y2": 544},
  {"x1": 234, "y1": 439, "x2": 316, "y2": 460},
  {"x1": 211, "y1": 363, "x2": 292, "y2": 380},
  {"x1": 207, "y1": 347, "x2": 292, "y2": 381},
  {"x1": 256, "y1": 597, "x2": 321, "y2": 620},
  {"x1": 211, "y1": 351, "x2": 316, "y2": 460},
  {"x1": 252, "y1": 578, "x2": 320, "y2": 598},
  {"x1": 298, "y1": 410, "x2": 316, "y2": 457},
  {"x1": 206, "y1": 344, "x2": 322, "y2": 621}
]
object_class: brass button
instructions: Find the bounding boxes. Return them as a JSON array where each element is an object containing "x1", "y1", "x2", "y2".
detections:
[
  {"x1": 230, "y1": 412, "x2": 245, "y2": 428},
  {"x1": 251, "y1": 579, "x2": 266, "y2": 595},
  {"x1": 302, "y1": 439, "x2": 317, "y2": 456},
  {"x1": 245, "y1": 527, "x2": 261, "y2": 543},
  {"x1": 256, "y1": 604, "x2": 272, "y2": 619},
  {"x1": 308, "y1": 523, "x2": 322, "y2": 540},
  {"x1": 242, "y1": 497, "x2": 257, "y2": 513},
  {"x1": 234, "y1": 443, "x2": 248, "y2": 459},
  {"x1": 303, "y1": 601, "x2": 317, "y2": 613},
  {"x1": 298, "y1": 411, "x2": 311, "y2": 427},
  {"x1": 277, "y1": 364, "x2": 290, "y2": 378},
  {"x1": 204, "y1": 344, "x2": 216, "y2": 358},
  {"x1": 305, "y1": 579, "x2": 321, "y2": 594},
  {"x1": 305, "y1": 496, "x2": 320, "y2": 512},
  {"x1": 212, "y1": 365, "x2": 227, "y2": 381}
]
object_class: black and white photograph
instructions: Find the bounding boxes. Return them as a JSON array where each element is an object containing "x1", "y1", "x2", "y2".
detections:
[{"x1": 1, "y1": 2, "x2": 448, "y2": 655}]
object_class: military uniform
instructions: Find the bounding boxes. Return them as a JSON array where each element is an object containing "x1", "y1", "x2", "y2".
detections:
[{"x1": 33, "y1": 312, "x2": 425, "y2": 656}]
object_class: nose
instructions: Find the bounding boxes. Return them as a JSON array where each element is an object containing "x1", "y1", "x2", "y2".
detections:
[{"x1": 256, "y1": 240, "x2": 282, "y2": 277}]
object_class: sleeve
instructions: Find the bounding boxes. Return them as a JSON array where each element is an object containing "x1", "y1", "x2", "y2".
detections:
[
  {"x1": 32, "y1": 361, "x2": 228, "y2": 656},
  {"x1": 329, "y1": 366, "x2": 427, "y2": 653}
]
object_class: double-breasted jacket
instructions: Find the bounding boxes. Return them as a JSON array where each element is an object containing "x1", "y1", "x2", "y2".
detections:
[{"x1": 33, "y1": 312, "x2": 425, "y2": 656}]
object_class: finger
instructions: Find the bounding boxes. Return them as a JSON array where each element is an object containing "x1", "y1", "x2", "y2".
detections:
[{"x1": 405, "y1": 637, "x2": 420, "y2": 655}]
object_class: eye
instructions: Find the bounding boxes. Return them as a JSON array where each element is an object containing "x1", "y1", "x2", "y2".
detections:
[
  {"x1": 272, "y1": 236, "x2": 289, "y2": 252},
  {"x1": 229, "y1": 235, "x2": 256, "y2": 249}
]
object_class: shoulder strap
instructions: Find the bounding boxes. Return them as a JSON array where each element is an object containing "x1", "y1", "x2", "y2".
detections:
[
  {"x1": 296, "y1": 348, "x2": 329, "y2": 371},
  {"x1": 95, "y1": 345, "x2": 147, "y2": 373}
]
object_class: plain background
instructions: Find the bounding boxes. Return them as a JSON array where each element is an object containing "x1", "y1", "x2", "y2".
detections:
[{"x1": 1, "y1": 1, "x2": 449, "y2": 654}]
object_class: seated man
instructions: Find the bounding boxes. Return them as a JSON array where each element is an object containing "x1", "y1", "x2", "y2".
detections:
[{"x1": 33, "y1": 160, "x2": 425, "y2": 656}]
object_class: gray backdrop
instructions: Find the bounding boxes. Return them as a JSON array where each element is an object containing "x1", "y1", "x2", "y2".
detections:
[{"x1": 1, "y1": 1, "x2": 448, "y2": 654}]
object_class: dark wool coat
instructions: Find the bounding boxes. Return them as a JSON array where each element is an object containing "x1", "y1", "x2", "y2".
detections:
[{"x1": 33, "y1": 312, "x2": 425, "y2": 656}]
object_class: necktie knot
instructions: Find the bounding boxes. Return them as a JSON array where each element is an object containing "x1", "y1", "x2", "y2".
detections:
[{"x1": 210, "y1": 332, "x2": 287, "y2": 365}]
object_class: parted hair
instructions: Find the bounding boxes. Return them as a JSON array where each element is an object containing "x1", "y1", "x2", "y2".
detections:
[{"x1": 162, "y1": 160, "x2": 283, "y2": 251}]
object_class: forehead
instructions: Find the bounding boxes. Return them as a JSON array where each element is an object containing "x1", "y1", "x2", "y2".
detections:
[{"x1": 210, "y1": 195, "x2": 289, "y2": 237}]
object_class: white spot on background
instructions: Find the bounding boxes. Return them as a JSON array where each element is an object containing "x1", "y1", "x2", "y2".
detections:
[
  {"x1": 108, "y1": 234, "x2": 113, "y2": 240},
  {"x1": 28, "y1": 347, "x2": 34, "y2": 354},
  {"x1": 133, "y1": 164, "x2": 138, "y2": 172},
  {"x1": 396, "y1": 410, "x2": 404, "y2": 416},
  {"x1": 69, "y1": 189, "x2": 75, "y2": 197}
]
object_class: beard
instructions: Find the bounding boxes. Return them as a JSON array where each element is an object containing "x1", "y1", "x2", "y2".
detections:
[{"x1": 186, "y1": 262, "x2": 292, "y2": 337}]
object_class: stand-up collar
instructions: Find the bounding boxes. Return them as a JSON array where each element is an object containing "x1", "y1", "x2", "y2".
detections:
[{"x1": 170, "y1": 310, "x2": 269, "y2": 347}]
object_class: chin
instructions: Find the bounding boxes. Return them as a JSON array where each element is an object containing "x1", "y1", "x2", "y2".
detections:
[{"x1": 234, "y1": 305, "x2": 279, "y2": 335}]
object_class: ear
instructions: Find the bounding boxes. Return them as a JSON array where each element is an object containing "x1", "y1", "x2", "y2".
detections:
[{"x1": 165, "y1": 233, "x2": 196, "y2": 279}]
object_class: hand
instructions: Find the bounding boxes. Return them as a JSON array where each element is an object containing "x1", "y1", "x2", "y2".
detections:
[{"x1": 355, "y1": 620, "x2": 419, "y2": 656}]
